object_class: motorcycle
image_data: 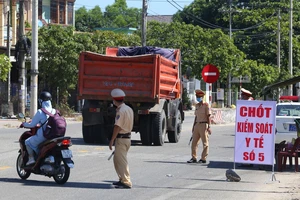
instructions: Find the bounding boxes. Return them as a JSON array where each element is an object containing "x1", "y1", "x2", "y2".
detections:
[{"x1": 16, "y1": 113, "x2": 74, "y2": 184}]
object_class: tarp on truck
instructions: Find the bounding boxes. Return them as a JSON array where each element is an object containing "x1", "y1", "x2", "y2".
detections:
[{"x1": 116, "y1": 46, "x2": 177, "y2": 62}]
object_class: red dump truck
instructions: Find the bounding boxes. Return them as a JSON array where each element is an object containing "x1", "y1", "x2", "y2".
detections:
[{"x1": 77, "y1": 46, "x2": 184, "y2": 146}]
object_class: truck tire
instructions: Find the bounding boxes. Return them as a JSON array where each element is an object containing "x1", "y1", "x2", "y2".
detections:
[
  {"x1": 168, "y1": 111, "x2": 182, "y2": 143},
  {"x1": 97, "y1": 125, "x2": 109, "y2": 144},
  {"x1": 82, "y1": 124, "x2": 93, "y2": 143},
  {"x1": 139, "y1": 115, "x2": 152, "y2": 145},
  {"x1": 82, "y1": 124, "x2": 107, "y2": 144},
  {"x1": 152, "y1": 110, "x2": 167, "y2": 146}
]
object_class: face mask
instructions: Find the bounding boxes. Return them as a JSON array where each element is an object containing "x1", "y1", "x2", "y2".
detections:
[{"x1": 197, "y1": 97, "x2": 203, "y2": 102}]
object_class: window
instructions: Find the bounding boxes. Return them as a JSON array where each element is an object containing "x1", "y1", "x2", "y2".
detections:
[
  {"x1": 67, "y1": 2, "x2": 74, "y2": 25},
  {"x1": 38, "y1": 0, "x2": 42, "y2": 16},
  {"x1": 50, "y1": 0, "x2": 58, "y2": 23},
  {"x1": 59, "y1": 1, "x2": 65, "y2": 24},
  {"x1": 276, "y1": 104, "x2": 300, "y2": 116}
]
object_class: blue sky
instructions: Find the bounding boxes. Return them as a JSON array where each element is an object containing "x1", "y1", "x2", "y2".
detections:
[{"x1": 74, "y1": 0, "x2": 194, "y2": 15}]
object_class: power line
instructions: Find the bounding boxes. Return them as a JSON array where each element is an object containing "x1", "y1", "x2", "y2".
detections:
[
  {"x1": 235, "y1": 31, "x2": 276, "y2": 39},
  {"x1": 168, "y1": 0, "x2": 277, "y2": 33},
  {"x1": 167, "y1": 0, "x2": 222, "y2": 29}
]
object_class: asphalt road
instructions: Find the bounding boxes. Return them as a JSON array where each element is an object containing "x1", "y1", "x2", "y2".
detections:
[{"x1": 0, "y1": 114, "x2": 299, "y2": 200}]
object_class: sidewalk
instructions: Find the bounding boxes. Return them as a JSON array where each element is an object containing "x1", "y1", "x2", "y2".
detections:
[
  {"x1": 0, "y1": 110, "x2": 216, "y2": 129},
  {"x1": 0, "y1": 117, "x2": 81, "y2": 129}
]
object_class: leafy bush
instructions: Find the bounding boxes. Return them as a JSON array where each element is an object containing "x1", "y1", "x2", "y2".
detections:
[
  {"x1": 55, "y1": 103, "x2": 75, "y2": 117},
  {"x1": 182, "y1": 88, "x2": 192, "y2": 110}
]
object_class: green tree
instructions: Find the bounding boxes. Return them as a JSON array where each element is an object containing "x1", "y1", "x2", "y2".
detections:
[
  {"x1": 75, "y1": 7, "x2": 89, "y2": 32},
  {"x1": 74, "y1": 32, "x2": 98, "y2": 53},
  {"x1": 104, "y1": 0, "x2": 141, "y2": 28},
  {"x1": 38, "y1": 25, "x2": 79, "y2": 103},
  {"x1": 0, "y1": 54, "x2": 12, "y2": 81},
  {"x1": 75, "y1": 2, "x2": 141, "y2": 31},
  {"x1": 75, "y1": 6, "x2": 104, "y2": 32},
  {"x1": 37, "y1": 23, "x2": 141, "y2": 108},
  {"x1": 146, "y1": 21, "x2": 245, "y2": 83},
  {"x1": 173, "y1": 0, "x2": 300, "y2": 96},
  {"x1": 90, "y1": 30, "x2": 140, "y2": 53}
]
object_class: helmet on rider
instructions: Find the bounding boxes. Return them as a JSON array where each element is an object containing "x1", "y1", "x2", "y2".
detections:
[
  {"x1": 39, "y1": 91, "x2": 52, "y2": 101},
  {"x1": 38, "y1": 91, "x2": 52, "y2": 108}
]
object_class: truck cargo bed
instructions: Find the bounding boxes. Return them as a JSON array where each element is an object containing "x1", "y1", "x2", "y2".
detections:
[{"x1": 78, "y1": 51, "x2": 181, "y2": 103}]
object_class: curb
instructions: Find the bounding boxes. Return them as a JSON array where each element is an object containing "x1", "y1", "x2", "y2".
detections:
[{"x1": 0, "y1": 118, "x2": 81, "y2": 129}]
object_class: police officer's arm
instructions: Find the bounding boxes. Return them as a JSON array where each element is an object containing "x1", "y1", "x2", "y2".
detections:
[
  {"x1": 192, "y1": 116, "x2": 197, "y2": 132},
  {"x1": 109, "y1": 125, "x2": 122, "y2": 150},
  {"x1": 207, "y1": 114, "x2": 212, "y2": 135},
  {"x1": 206, "y1": 104, "x2": 212, "y2": 134},
  {"x1": 111, "y1": 125, "x2": 121, "y2": 141},
  {"x1": 207, "y1": 114, "x2": 211, "y2": 128},
  {"x1": 193, "y1": 106, "x2": 197, "y2": 132}
]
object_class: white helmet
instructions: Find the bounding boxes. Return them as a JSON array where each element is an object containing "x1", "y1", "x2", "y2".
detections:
[{"x1": 111, "y1": 88, "x2": 126, "y2": 100}]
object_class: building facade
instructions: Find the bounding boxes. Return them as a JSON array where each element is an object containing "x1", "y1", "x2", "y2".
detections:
[
  {"x1": 38, "y1": 0, "x2": 75, "y2": 27},
  {"x1": 0, "y1": 0, "x2": 76, "y2": 116},
  {"x1": 0, "y1": 0, "x2": 75, "y2": 47}
]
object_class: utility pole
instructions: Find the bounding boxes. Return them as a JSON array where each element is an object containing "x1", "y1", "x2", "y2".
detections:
[
  {"x1": 6, "y1": 0, "x2": 13, "y2": 116},
  {"x1": 18, "y1": 0, "x2": 26, "y2": 114},
  {"x1": 227, "y1": 0, "x2": 232, "y2": 107},
  {"x1": 30, "y1": 0, "x2": 38, "y2": 117},
  {"x1": 141, "y1": 0, "x2": 147, "y2": 46},
  {"x1": 277, "y1": 9, "x2": 281, "y2": 72},
  {"x1": 277, "y1": 9, "x2": 281, "y2": 101},
  {"x1": 288, "y1": 0, "x2": 293, "y2": 96}
]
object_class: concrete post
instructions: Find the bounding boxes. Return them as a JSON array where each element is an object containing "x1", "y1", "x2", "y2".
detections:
[
  {"x1": 11, "y1": 0, "x2": 16, "y2": 45},
  {"x1": 30, "y1": 0, "x2": 38, "y2": 118},
  {"x1": 0, "y1": 1, "x2": 4, "y2": 46},
  {"x1": 18, "y1": 0, "x2": 26, "y2": 114}
]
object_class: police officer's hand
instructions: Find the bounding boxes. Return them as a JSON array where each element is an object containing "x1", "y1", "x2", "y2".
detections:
[
  {"x1": 109, "y1": 140, "x2": 114, "y2": 150},
  {"x1": 207, "y1": 127, "x2": 212, "y2": 135}
]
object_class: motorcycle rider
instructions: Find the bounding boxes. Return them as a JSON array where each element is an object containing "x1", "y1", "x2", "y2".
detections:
[{"x1": 20, "y1": 91, "x2": 56, "y2": 166}]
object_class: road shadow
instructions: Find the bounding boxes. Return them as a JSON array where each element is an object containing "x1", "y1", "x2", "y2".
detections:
[
  {"x1": 131, "y1": 140, "x2": 172, "y2": 146},
  {"x1": 144, "y1": 160, "x2": 234, "y2": 168},
  {"x1": 144, "y1": 160, "x2": 275, "y2": 172},
  {"x1": 70, "y1": 137, "x2": 154, "y2": 147},
  {"x1": 70, "y1": 137, "x2": 108, "y2": 146},
  {"x1": 148, "y1": 161, "x2": 231, "y2": 170},
  {"x1": 0, "y1": 178, "x2": 115, "y2": 189},
  {"x1": 181, "y1": 177, "x2": 254, "y2": 183},
  {"x1": 132, "y1": 184, "x2": 284, "y2": 194}
]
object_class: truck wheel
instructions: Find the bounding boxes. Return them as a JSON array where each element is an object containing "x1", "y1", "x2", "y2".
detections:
[
  {"x1": 168, "y1": 111, "x2": 182, "y2": 143},
  {"x1": 139, "y1": 115, "x2": 152, "y2": 145},
  {"x1": 82, "y1": 124, "x2": 108, "y2": 144},
  {"x1": 96, "y1": 125, "x2": 109, "y2": 144},
  {"x1": 82, "y1": 124, "x2": 93, "y2": 143},
  {"x1": 152, "y1": 110, "x2": 167, "y2": 146}
]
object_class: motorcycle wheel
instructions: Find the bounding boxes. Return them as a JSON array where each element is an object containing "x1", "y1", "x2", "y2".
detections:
[
  {"x1": 16, "y1": 153, "x2": 31, "y2": 179},
  {"x1": 53, "y1": 163, "x2": 70, "y2": 184}
]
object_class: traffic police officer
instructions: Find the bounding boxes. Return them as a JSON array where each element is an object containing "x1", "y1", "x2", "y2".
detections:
[
  {"x1": 241, "y1": 88, "x2": 254, "y2": 100},
  {"x1": 240, "y1": 88, "x2": 255, "y2": 168},
  {"x1": 109, "y1": 88, "x2": 134, "y2": 189},
  {"x1": 187, "y1": 89, "x2": 212, "y2": 163}
]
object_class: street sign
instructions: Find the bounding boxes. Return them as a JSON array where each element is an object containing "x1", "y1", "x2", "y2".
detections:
[
  {"x1": 231, "y1": 76, "x2": 251, "y2": 83},
  {"x1": 217, "y1": 88, "x2": 224, "y2": 100},
  {"x1": 201, "y1": 64, "x2": 219, "y2": 83}
]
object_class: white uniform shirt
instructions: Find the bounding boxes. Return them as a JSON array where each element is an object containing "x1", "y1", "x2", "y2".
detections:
[{"x1": 114, "y1": 103, "x2": 134, "y2": 133}]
